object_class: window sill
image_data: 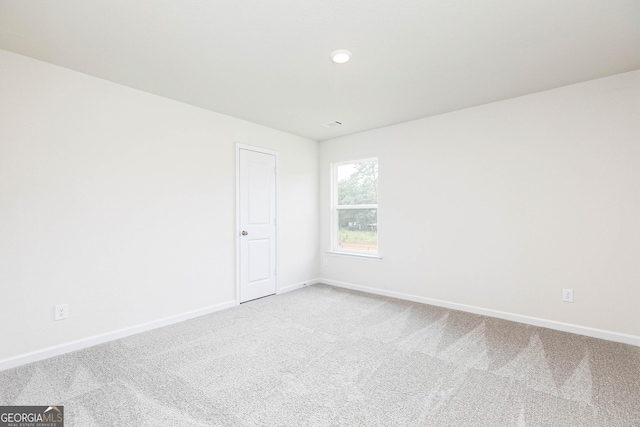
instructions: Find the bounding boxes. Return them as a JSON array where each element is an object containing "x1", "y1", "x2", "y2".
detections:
[{"x1": 325, "y1": 251, "x2": 382, "y2": 262}]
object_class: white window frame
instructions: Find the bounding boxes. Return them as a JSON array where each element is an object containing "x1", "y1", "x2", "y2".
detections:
[{"x1": 329, "y1": 158, "x2": 381, "y2": 259}]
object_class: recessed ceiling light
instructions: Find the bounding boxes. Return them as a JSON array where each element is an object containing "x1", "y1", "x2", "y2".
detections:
[{"x1": 330, "y1": 49, "x2": 352, "y2": 64}]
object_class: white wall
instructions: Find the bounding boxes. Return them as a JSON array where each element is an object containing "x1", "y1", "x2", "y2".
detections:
[
  {"x1": 1, "y1": 48, "x2": 637, "y2": 365},
  {"x1": 320, "y1": 70, "x2": 640, "y2": 339},
  {"x1": 0, "y1": 49, "x2": 318, "y2": 362}
]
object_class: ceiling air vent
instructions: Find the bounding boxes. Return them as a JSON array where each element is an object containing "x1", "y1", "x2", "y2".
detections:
[{"x1": 323, "y1": 121, "x2": 343, "y2": 128}]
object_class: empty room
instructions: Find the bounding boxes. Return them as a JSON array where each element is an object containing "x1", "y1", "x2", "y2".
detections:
[{"x1": 1, "y1": 1, "x2": 639, "y2": 426}]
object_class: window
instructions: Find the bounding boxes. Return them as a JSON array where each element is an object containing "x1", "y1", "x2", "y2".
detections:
[{"x1": 333, "y1": 158, "x2": 378, "y2": 254}]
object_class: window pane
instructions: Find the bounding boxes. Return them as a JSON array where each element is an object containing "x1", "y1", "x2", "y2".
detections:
[
  {"x1": 338, "y1": 209, "x2": 377, "y2": 252},
  {"x1": 337, "y1": 160, "x2": 378, "y2": 205}
]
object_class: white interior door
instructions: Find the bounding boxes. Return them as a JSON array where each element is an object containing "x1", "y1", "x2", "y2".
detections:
[{"x1": 239, "y1": 148, "x2": 277, "y2": 303}]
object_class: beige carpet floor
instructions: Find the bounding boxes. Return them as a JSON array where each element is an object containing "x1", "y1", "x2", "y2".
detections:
[{"x1": 1, "y1": 284, "x2": 639, "y2": 426}]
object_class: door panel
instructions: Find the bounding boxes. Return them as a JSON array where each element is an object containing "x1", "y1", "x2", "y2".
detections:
[
  {"x1": 248, "y1": 239, "x2": 270, "y2": 282},
  {"x1": 248, "y1": 160, "x2": 270, "y2": 224},
  {"x1": 239, "y1": 149, "x2": 276, "y2": 303}
]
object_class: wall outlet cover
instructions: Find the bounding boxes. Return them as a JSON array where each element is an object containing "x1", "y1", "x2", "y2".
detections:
[
  {"x1": 55, "y1": 304, "x2": 69, "y2": 320},
  {"x1": 562, "y1": 289, "x2": 574, "y2": 303}
]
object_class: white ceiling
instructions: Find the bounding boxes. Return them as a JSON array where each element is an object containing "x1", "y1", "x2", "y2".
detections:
[{"x1": 1, "y1": 0, "x2": 639, "y2": 141}]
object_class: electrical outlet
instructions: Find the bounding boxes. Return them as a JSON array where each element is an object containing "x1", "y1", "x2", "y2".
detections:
[
  {"x1": 562, "y1": 289, "x2": 573, "y2": 303},
  {"x1": 55, "y1": 304, "x2": 68, "y2": 320},
  {"x1": 324, "y1": 258, "x2": 328, "y2": 267}
]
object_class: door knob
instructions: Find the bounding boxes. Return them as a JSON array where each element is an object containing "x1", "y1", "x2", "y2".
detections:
[{"x1": 241, "y1": 230, "x2": 248, "y2": 236}]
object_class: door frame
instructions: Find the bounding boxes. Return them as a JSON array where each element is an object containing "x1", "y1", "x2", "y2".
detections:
[{"x1": 235, "y1": 143, "x2": 279, "y2": 305}]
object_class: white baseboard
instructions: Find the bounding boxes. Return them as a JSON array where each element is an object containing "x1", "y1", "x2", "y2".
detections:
[
  {"x1": 279, "y1": 278, "x2": 321, "y2": 294},
  {"x1": 320, "y1": 278, "x2": 640, "y2": 347},
  {"x1": 0, "y1": 300, "x2": 237, "y2": 372}
]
